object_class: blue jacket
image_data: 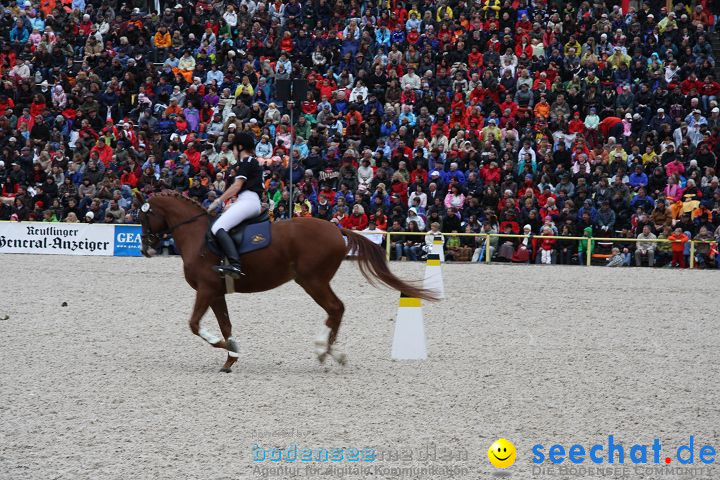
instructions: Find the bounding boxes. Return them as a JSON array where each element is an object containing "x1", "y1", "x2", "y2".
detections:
[
  {"x1": 375, "y1": 28, "x2": 390, "y2": 47},
  {"x1": 398, "y1": 111, "x2": 416, "y2": 127},
  {"x1": 390, "y1": 30, "x2": 405, "y2": 45},
  {"x1": 10, "y1": 26, "x2": 29, "y2": 44},
  {"x1": 447, "y1": 169, "x2": 466, "y2": 186},
  {"x1": 628, "y1": 172, "x2": 648, "y2": 188},
  {"x1": 577, "y1": 206, "x2": 598, "y2": 223},
  {"x1": 370, "y1": 192, "x2": 390, "y2": 208},
  {"x1": 334, "y1": 190, "x2": 354, "y2": 205}
]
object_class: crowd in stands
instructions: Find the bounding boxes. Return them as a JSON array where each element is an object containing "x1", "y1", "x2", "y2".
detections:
[{"x1": 0, "y1": 0, "x2": 719, "y2": 267}]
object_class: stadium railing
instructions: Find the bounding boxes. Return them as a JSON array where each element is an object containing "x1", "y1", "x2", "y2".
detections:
[{"x1": 358, "y1": 231, "x2": 717, "y2": 269}]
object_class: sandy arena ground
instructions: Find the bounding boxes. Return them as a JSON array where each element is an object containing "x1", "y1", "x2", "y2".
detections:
[{"x1": 1, "y1": 254, "x2": 719, "y2": 480}]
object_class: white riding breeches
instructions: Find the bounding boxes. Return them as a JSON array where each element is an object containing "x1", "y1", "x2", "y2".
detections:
[{"x1": 211, "y1": 190, "x2": 262, "y2": 234}]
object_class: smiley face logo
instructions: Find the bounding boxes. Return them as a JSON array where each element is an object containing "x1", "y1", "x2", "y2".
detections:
[{"x1": 488, "y1": 438, "x2": 516, "y2": 468}]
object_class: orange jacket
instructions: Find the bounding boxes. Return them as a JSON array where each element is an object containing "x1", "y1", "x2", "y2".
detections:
[
  {"x1": 39, "y1": 0, "x2": 56, "y2": 16},
  {"x1": 533, "y1": 102, "x2": 550, "y2": 119},
  {"x1": 668, "y1": 233, "x2": 689, "y2": 253},
  {"x1": 154, "y1": 31, "x2": 171, "y2": 48},
  {"x1": 165, "y1": 105, "x2": 183, "y2": 116}
]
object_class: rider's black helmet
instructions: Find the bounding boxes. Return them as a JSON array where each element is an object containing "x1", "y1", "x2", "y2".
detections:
[{"x1": 234, "y1": 132, "x2": 256, "y2": 153}]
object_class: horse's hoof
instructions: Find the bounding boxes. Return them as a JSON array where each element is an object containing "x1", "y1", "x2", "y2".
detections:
[
  {"x1": 316, "y1": 352, "x2": 327, "y2": 364},
  {"x1": 219, "y1": 367, "x2": 232, "y2": 373},
  {"x1": 331, "y1": 351, "x2": 348, "y2": 366}
]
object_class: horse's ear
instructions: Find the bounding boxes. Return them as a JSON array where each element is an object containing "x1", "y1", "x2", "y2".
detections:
[{"x1": 135, "y1": 191, "x2": 145, "y2": 204}]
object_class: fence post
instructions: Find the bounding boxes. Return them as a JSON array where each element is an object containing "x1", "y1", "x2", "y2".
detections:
[
  {"x1": 586, "y1": 238, "x2": 593, "y2": 266},
  {"x1": 484, "y1": 235, "x2": 491, "y2": 263},
  {"x1": 386, "y1": 231, "x2": 391, "y2": 261},
  {"x1": 689, "y1": 240, "x2": 695, "y2": 269}
]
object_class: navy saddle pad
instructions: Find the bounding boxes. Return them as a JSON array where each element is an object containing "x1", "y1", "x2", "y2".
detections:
[{"x1": 206, "y1": 211, "x2": 272, "y2": 256}]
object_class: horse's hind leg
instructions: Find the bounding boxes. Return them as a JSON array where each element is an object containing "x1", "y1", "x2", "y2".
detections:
[{"x1": 296, "y1": 279, "x2": 346, "y2": 365}]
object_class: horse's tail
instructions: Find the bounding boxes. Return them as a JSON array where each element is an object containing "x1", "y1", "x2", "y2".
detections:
[{"x1": 341, "y1": 229, "x2": 439, "y2": 302}]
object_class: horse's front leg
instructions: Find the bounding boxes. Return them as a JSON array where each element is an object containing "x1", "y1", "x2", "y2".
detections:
[
  {"x1": 189, "y1": 290, "x2": 228, "y2": 349},
  {"x1": 210, "y1": 295, "x2": 239, "y2": 373}
]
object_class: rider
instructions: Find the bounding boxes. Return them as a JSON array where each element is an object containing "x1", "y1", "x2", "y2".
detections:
[{"x1": 207, "y1": 132, "x2": 264, "y2": 277}]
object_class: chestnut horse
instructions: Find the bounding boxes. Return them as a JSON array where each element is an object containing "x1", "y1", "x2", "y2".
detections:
[{"x1": 136, "y1": 191, "x2": 436, "y2": 372}]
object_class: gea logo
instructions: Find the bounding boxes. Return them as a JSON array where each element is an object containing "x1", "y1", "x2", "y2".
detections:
[{"x1": 116, "y1": 233, "x2": 141, "y2": 243}]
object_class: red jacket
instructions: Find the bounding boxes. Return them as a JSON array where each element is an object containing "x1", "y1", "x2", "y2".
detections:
[
  {"x1": 568, "y1": 118, "x2": 586, "y2": 134},
  {"x1": 340, "y1": 213, "x2": 368, "y2": 230},
  {"x1": 468, "y1": 51, "x2": 483, "y2": 69},
  {"x1": 680, "y1": 79, "x2": 702, "y2": 95},
  {"x1": 410, "y1": 168, "x2": 427, "y2": 185},
  {"x1": 480, "y1": 165, "x2": 501, "y2": 184},
  {"x1": 540, "y1": 236, "x2": 555, "y2": 250},
  {"x1": 120, "y1": 171, "x2": 138, "y2": 188},
  {"x1": 90, "y1": 143, "x2": 114, "y2": 166},
  {"x1": 391, "y1": 180, "x2": 408, "y2": 205},
  {"x1": 700, "y1": 81, "x2": 720, "y2": 96}
]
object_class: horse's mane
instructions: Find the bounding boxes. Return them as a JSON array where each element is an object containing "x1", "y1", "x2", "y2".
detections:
[{"x1": 152, "y1": 190, "x2": 208, "y2": 215}]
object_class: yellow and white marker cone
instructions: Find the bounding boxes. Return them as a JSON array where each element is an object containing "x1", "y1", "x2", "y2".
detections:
[
  {"x1": 391, "y1": 293, "x2": 427, "y2": 360},
  {"x1": 423, "y1": 253, "x2": 444, "y2": 299},
  {"x1": 432, "y1": 235, "x2": 445, "y2": 262}
]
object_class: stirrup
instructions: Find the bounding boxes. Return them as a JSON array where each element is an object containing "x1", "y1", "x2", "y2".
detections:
[{"x1": 213, "y1": 262, "x2": 245, "y2": 278}]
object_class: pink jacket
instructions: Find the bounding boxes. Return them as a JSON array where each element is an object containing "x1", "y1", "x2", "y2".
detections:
[
  {"x1": 664, "y1": 183, "x2": 684, "y2": 202},
  {"x1": 665, "y1": 161, "x2": 685, "y2": 178}
]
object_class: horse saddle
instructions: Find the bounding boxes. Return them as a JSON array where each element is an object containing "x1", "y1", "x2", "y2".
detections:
[{"x1": 206, "y1": 210, "x2": 272, "y2": 257}]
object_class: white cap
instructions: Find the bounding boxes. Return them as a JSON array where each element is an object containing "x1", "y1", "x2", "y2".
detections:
[
  {"x1": 85, "y1": 211, "x2": 94, "y2": 219},
  {"x1": 657, "y1": 108, "x2": 664, "y2": 113},
  {"x1": 713, "y1": 107, "x2": 719, "y2": 113}
]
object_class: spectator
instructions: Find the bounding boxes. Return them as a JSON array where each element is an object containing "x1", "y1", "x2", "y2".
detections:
[
  {"x1": 668, "y1": 227, "x2": 690, "y2": 268},
  {"x1": 636, "y1": 225, "x2": 657, "y2": 267},
  {"x1": 607, "y1": 248, "x2": 624, "y2": 267}
]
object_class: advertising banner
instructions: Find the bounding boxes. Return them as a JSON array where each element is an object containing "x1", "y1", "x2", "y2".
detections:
[{"x1": 0, "y1": 222, "x2": 142, "y2": 257}]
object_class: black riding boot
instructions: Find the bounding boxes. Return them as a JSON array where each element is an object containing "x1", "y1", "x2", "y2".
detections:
[{"x1": 212, "y1": 228, "x2": 244, "y2": 277}]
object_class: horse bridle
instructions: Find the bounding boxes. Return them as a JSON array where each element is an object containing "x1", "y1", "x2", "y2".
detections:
[{"x1": 140, "y1": 202, "x2": 206, "y2": 248}]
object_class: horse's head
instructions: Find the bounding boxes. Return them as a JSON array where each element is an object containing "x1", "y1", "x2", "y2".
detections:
[{"x1": 135, "y1": 191, "x2": 169, "y2": 257}]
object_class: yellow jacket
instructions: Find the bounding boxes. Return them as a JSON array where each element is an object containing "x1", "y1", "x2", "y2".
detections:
[
  {"x1": 154, "y1": 31, "x2": 171, "y2": 48},
  {"x1": 234, "y1": 83, "x2": 255, "y2": 97},
  {"x1": 436, "y1": 5, "x2": 453, "y2": 21},
  {"x1": 564, "y1": 41, "x2": 581, "y2": 56}
]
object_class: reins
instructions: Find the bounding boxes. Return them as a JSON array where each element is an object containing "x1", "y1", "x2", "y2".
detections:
[{"x1": 142, "y1": 210, "x2": 207, "y2": 245}]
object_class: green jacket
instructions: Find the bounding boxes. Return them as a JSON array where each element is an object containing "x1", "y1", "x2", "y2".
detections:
[{"x1": 578, "y1": 227, "x2": 594, "y2": 253}]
